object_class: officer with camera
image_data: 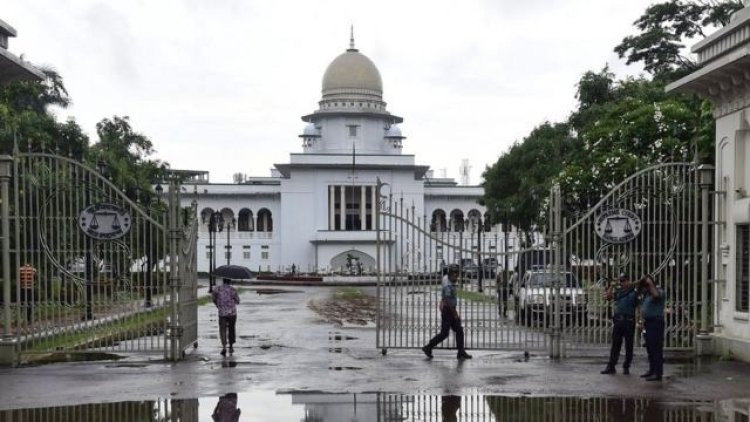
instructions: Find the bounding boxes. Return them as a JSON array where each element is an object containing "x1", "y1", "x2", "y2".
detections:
[
  {"x1": 601, "y1": 273, "x2": 638, "y2": 375},
  {"x1": 639, "y1": 275, "x2": 665, "y2": 381}
]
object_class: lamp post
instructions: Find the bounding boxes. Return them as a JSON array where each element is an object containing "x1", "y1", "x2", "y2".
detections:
[
  {"x1": 207, "y1": 211, "x2": 224, "y2": 293},
  {"x1": 226, "y1": 217, "x2": 235, "y2": 265},
  {"x1": 477, "y1": 217, "x2": 484, "y2": 293}
]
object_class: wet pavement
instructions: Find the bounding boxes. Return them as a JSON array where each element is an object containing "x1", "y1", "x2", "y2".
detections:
[{"x1": 1, "y1": 284, "x2": 750, "y2": 420}]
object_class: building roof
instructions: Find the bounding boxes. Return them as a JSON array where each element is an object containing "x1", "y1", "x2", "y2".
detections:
[
  {"x1": 322, "y1": 46, "x2": 382, "y2": 100},
  {"x1": 0, "y1": 18, "x2": 45, "y2": 85}
]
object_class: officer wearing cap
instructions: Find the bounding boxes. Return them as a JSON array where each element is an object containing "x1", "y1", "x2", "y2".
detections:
[
  {"x1": 422, "y1": 264, "x2": 472, "y2": 360},
  {"x1": 601, "y1": 272, "x2": 638, "y2": 375}
]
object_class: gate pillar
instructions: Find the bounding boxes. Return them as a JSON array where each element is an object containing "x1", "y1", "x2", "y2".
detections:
[
  {"x1": 167, "y1": 176, "x2": 183, "y2": 361},
  {"x1": 549, "y1": 184, "x2": 563, "y2": 359},
  {"x1": 697, "y1": 164, "x2": 714, "y2": 356},
  {"x1": 0, "y1": 155, "x2": 17, "y2": 366}
]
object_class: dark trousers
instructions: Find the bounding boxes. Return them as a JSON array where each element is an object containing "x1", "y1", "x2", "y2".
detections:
[
  {"x1": 644, "y1": 317, "x2": 665, "y2": 376},
  {"x1": 21, "y1": 288, "x2": 33, "y2": 322},
  {"x1": 425, "y1": 309, "x2": 465, "y2": 352},
  {"x1": 218, "y1": 315, "x2": 237, "y2": 347},
  {"x1": 606, "y1": 316, "x2": 635, "y2": 369}
]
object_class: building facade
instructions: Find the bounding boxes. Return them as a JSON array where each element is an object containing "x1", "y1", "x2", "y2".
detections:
[
  {"x1": 183, "y1": 38, "x2": 513, "y2": 274},
  {"x1": 668, "y1": 3, "x2": 750, "y2": 360}
]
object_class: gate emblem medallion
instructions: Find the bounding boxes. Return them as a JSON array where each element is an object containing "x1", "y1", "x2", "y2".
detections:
[
  {"x1": 79, "y1": 203, "x2": 132, "y2": 240},
  {"x1": 594, "y1": 208, "x2": 642, "y2": 244}
]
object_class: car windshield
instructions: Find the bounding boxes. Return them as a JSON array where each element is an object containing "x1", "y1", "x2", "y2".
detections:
[{"x1": 528, "y1": 273, "x2": 579, "y2": 288}]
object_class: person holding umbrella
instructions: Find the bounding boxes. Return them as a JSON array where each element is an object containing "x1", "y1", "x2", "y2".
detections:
[{"x1": 213, "y1": 277, "x2": 240, "y2": 356}]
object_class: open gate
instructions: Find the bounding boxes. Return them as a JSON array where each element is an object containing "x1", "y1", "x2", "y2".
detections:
[
  {"x1": 375, "y1": 163, "x2": 711, "y2": 356},
  {"x1": 0, "y1": 149, "x2": 198, "y2": 362}
]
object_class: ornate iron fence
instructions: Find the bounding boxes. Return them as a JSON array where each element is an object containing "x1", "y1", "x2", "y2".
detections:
[
  {"x1": 375, "y1": 163, "x2": 712, "y2": 356},
  {"x1": 0, "y1": 149, "x2": 198, "y2": 362}
]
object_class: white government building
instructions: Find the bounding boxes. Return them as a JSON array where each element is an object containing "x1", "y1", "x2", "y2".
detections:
[
  {"x1": 668, "y1": 3, "x2": 750, "y2": 360},
  {"x1": 182, "y1": 37, "x2": 512, "y2": 274}
]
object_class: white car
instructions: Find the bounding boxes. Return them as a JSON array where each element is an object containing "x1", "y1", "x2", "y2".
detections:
[{"x1": 513, "y1": 270, "x2": 586, "y2": 324}]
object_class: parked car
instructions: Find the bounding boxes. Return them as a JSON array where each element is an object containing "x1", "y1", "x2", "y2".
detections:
[
  {"x1": 481, "y1": 258, "x2": 499, "y2": 279},
  {"x1": 513, "y1": 270, "x2": 586, "y2": 324},
  {"x1": 458, "y1": 258, "x2": 479, "y2": 279}
]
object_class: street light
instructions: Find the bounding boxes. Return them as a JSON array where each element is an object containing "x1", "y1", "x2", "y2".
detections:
[
  {"x1": 206, "y1": 210, "x2": 224, "y2": 293},
  {"x1": 477, "y1": 217, "x2": 484, "y2": 293},
  {"x1": 225, "y1": 217, "x2": 236, "y2": 265}
]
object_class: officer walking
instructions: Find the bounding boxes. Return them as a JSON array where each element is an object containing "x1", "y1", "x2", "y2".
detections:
[
  {"x1": 640, "y1": 274, "x2": 665, "y2": 381},
  {"x1": 422, "y1": 264, "x2": 472, "y2": 360},
  {"x1": 601, "y1": 273, "x2": 639, "y2": 375}
]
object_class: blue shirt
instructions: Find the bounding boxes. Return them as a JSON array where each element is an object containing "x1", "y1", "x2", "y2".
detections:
[
  {"x1": 641, "y1": 286, "x2": 665, "y2": 320},
  {"x1": 442, "y1": 275, "x2": 458, "y2": 308},
  {"x1": 613, "y1": 285, "x2": 638, "y2": 317}
]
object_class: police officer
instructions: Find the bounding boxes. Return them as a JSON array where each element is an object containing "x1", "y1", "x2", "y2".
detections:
[
  {"x1": 422, "y1": 264, "x2": 472, "y2": 360},
  {"x1": 601, "y1": 273, "x2": 638, "y2": 375},
  {"x1": 640, "y1": 274, "x2": 665, "y2": 381}
]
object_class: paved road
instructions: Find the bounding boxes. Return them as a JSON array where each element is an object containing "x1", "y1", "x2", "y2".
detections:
[{"x1": 1, "y1": 284, "x2": 749, "y2": 411}]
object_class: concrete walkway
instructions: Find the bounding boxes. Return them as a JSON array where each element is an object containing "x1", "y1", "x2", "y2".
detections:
[{"x1": 0, "y1": 284, "x2": 749, "y2": 411}]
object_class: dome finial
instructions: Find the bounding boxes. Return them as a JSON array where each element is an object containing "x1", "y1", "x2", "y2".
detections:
[{"x1": 348, "y1": 24, "x2": 357, "y2": 51}]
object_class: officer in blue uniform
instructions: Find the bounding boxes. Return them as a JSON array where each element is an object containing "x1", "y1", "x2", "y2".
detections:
[
  {"x1": 640, "y1": 274, "x2": 665, "y2": 381},
  {"x1": 422, "y1": 264, "x2": 472, "y2": 360},
  {"x1": 601, "y1": 273, "x2": 639, "y2": 375}
]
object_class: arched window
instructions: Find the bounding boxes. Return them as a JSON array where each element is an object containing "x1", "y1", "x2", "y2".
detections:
[
  {"x1": 484, "y1": 212, "x2": 492, "y2": 232},
  {"x1": 200, "y1": 207, "x2": 214, "y2": 230},
  {"x1": 449, "y1": 209, "x2": 464, "y2": 232},
  {"x1": 468, "y1": 209, "x2": 482, "y2": 232},
  {"x1": 257, "y1": 208, "x2": 273, "y2": 232},
  {"x1": 431, "y1": 209, "x2": 447, "y2": 232},
  {"x1": 238, "y1": 208, "x2": 254, "y2": 232},
  {"x1": 220, "y1": 208, "x2": 235, "y2": 228}
]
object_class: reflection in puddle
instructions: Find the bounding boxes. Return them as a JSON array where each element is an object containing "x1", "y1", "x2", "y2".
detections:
[{"x1": 1, "y1": 393, "x2": 749, "y2": 421}]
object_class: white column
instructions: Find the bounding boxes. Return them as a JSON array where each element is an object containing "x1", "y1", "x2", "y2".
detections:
[
  {"x1": 360, "y1": 186, "x2": 366, "y2": 230},
  {"x1": 329, "y1": 185, "x2": 335, "y2": 230},
  {"x1": 339, "y1": 185, "x2": 346, "y2": 231}
]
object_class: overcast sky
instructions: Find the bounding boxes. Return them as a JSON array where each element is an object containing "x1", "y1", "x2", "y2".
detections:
[{"x1": 4, "y1": 0, "x2": 661, "y2": 184}]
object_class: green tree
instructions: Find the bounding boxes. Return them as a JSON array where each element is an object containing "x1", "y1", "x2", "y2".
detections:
[
  {"x1": 614, "y1": 0, "x2": 742, "y2": 80},
  {"x1": 482, "y1": 122, "x2": 579, "y2": 236},
  {"x1": 87, "y1": 115, "x2": 167, "y2": 202},
  {"x1": 0, "y1": 67, "x2": 88, "y2": 156},
  {"x1": 558, "y1": 76, "x2": 712, "y2": 212}
]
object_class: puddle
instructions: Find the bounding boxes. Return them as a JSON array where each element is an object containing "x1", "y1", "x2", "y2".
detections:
[
  {"x1": 2, "y1": 392, "x2": 748, "y2": 421},
  {"x1": 254, "y1": 288, "x2": 303, "y2": 295},
  {"x1": 23, "y1": 352, "x2": 123, "y2": 366}
]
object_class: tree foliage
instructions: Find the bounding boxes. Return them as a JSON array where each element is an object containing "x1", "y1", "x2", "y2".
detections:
[
  {"x1": 0, "y1": 68, "x2": 167, "y2": 203},
  {"x1": 482, "y1": 0, "x2": 729, "y2": 230},
  {"x1": 482, "y1": 122, "x2": 579, "y2": 231},
  {"x1": 0, "y1": 68, "x2": 88, "y2": 157},
  {"x1": 88, "y1": 116, "x2": 166, "y2": 202},
  {"x1": 614, "y1": 0, "x2": 742, "y2": 80}
]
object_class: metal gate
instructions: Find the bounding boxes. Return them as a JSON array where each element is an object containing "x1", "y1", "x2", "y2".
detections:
[
  {"x1": 554, "y1": 162, "x2": 710, "y2": 354},
  {"x1": 0, "y1": 150, "x2": 198, "y2": 362},
  {"x1": 375, "y1": 163, "x2": 710, "y2": 356}
]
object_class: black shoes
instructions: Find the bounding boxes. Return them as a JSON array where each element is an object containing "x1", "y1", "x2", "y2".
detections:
[
  {"x1": 422, "y1": 346, "x2": 433, "y2": 359},
  {"x1": 220, "y1": 348, "x2": 227, "y2": 357},
  {"x1": 229, "y1": 346, "x2": 234, "y2": 354},
  {"x1": 640, "y1": 372, "x2": 653, "y2": 378},
  {"x1": 644, "y1": 374, "x2": 662, "y2": 381},
  {"x1": 457, "y1": 352, "x2": 473, "y2": 360},
  {"x1": 623, "y1": 367, "x2": 630, "y2": 375},
  {"x1": 600, "y1": 367, "x2": 616, "y2": 375}
]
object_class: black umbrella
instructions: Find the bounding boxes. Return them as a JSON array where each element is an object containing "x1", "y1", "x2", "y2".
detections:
[{"x1": 212, "y1": 264, "x2": 255, "y2": 280}]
